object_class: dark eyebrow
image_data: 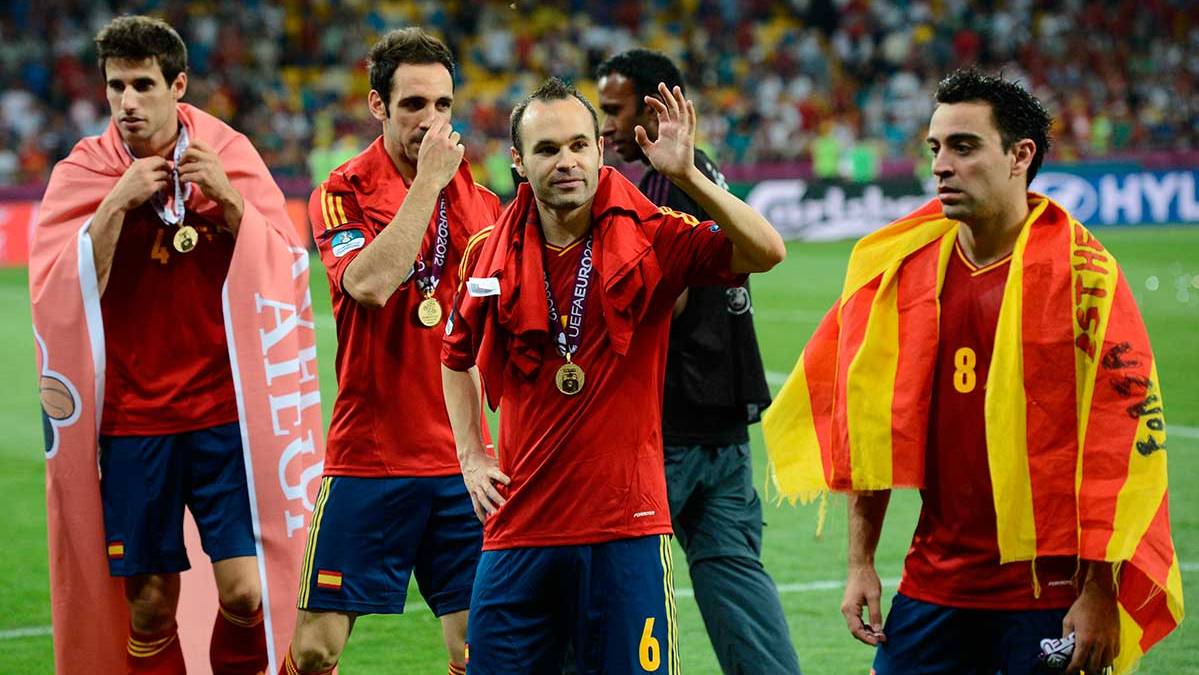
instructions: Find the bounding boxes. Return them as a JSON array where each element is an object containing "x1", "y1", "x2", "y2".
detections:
[{"x1": 928, "y1": 132, "x2": 985, "y2": 145}]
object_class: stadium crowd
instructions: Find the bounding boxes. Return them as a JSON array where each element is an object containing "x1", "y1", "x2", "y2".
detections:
[{"x1": 1, "y1": 0, "x2": 1196, "y2": 190}]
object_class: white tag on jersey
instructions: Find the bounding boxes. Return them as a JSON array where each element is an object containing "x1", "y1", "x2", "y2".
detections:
[{"x1": 467, "y1": 277, "x2": 501, "y2": 297}]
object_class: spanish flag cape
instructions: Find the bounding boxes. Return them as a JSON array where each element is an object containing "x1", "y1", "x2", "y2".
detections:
[
  {"x1": 763, "y1": 195, "x2": 1181, "y2": 672},
  {"x1": 29, "y1": 104, "x2": 325, "y2": 674}
]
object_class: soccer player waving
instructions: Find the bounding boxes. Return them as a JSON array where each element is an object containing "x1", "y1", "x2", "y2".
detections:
[
  {"x1": 282, "y1": 29, "x2": 499, "y2": 675},
  {"x1": 442, "y1": 78, "x2": 785, "y2": 673}
]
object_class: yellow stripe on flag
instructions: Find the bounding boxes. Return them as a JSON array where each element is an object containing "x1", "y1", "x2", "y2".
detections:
[
  {"x1": 1106, "y1": 360, "x2": 1169, "y2": 560},
  {"x1": 762, "y1": 351, "x2": 826, "y2": 502},
  {"x1": 1071, "y1": 222, "x2": 1120, "y2": 516},
  {"x1": 986, "y1": 199, "x2": 1047, "y2": 563},
  {"x1": 1113, "y1": 604, "x2": 1145, "y2": 675},
  {"x1": 840, "y1": 214, "x2": 954, "y2": 302},
  {"x1": 846, "y1": 266, "x2": 901, "y2": 489}
]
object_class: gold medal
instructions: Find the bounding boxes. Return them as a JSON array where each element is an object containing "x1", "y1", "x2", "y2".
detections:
[
  {"x1": 555, "y1": 361, "x2": 585, "y2": 396},
  {"x1": 173, "y1": 225, "x2": 198, "y2": 253},
  {"x1": 417, "y1": 296, "x2": 443, "y2": 327}
]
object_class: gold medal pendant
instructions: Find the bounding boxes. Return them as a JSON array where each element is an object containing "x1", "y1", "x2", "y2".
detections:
[
  {"x1": 555, "y1": 362, "x2": 585, "y2": 396},
  {"x1": 417, "y1": 296, "x2": 443, "y2": 327},
  {"x1": 173, "y1": 225, "x2": 198, "y2": 253}
]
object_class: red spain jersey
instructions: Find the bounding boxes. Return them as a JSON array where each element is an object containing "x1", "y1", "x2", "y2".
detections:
[
  {"x1": 444, "y1": 209, "x2": 742, "y2": 550},
  {"x1": 899, "y1": 241, "x2": 1077, "y2": 609},
  {"x1": 100, "y1": 204, "x2": 237, "y2": 435},
  {"x1": 312, "y1": 138, "x2": 499, "y2": 477}
]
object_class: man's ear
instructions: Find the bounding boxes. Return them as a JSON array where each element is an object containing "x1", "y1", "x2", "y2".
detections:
[
  {"x1": 1010, "y1": 138, "x2": 1036, "y2": 180},
  {"x1": 171, "y1": 71, "x2": 188, "y2": 101},
  {"x1": 368, "y1": 90, "x2": 388, "y2": 122},
  {"x1": 510, "y1": 146, "x2": 526, "y2": 177}
]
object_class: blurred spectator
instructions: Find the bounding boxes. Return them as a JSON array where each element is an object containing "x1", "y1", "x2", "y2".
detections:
[{"x1": 0, "y1": 0, "x2": 1195, "y2": 192}]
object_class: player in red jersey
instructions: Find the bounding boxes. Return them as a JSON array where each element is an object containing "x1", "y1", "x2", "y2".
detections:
[
  {"x1": 841, "y1": 70, "x2": 1121, "y2": 675},
  {"x1": 51, "y1": 16, "x2": 276, "y2": 674},
  {"x1": 441, "y1": 77, "x2": 785, "y2": 673},
  {"x1": 280, "y1": 29, "x2": 498, "y2": 675}
]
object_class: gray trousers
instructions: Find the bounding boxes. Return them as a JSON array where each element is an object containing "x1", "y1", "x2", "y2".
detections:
[{"x1": 665, "y1": 442, "x2": 802, "y2": 675}]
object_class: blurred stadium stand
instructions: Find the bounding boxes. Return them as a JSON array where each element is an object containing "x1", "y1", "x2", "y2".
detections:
[
  {"x1": 0, "y1": 0, "x2": 1195, "y2": 257},
  {"x1": 2, "y1": 1, "x2": 1196, "y2": 188}
]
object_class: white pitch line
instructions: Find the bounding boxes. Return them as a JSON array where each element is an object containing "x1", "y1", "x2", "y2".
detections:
[
  {"x1": 0, "y1": 626, "x2": 51, "y2": 640},
  {"x1": 7, "y1": 565, "x2": 1198, "y2": 640}
]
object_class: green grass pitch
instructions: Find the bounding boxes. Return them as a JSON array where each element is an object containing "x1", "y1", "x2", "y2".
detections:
[{"x1": 0, "y1": 226, "x2": 1195, "y2": 672}]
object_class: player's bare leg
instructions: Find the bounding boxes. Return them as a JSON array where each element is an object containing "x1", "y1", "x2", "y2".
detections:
[
  {"x1": 124, "y1": 573, "x2": 185, "y2": 671},
  {"x1": 287, "y1": 609, "x2": 357, "y2": 673},
  {"x1": 213, "y1": 555, "x2": 263, "y2": 613},
  {"x1": 125, "y1": 573, "x2": 182, "y2": 633},
  {"x1": 439, "y1": 609, "x2": 469, "y2": 671},
  {"x1": 211, "y1": 555, "x2": 267, "y2": 673}
]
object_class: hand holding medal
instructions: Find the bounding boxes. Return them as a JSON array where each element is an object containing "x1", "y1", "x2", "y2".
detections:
[{"x1": 178, "y1": 138, "x2": 244, "y2": 235}]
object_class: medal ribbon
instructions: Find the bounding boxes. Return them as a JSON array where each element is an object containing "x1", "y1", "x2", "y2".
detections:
[
  {"x1": 543, "y1": 235, "x2": 593, "y2": 361},
  {"x1": 415, "y1": 196, "x2": 450, "y2": 297},
  {"x1": 124, "y1": 125, "x2": 192, "y2": 227}
]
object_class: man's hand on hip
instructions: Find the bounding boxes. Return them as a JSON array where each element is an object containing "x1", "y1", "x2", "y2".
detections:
[{"x1": 460, "y1": 446, "x2": 509, "y2": 523}]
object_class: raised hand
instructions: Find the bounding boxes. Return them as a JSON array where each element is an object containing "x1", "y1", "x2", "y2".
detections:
[
  {"x1": 416, "y1": 118, "x2": 465, "y2": 192},
  {"x1": 635, "y1": 82, "x2": 696, "y2": 181},
  {"x1": 178, "y1": 139, "x2": 243, "y2": 230},
  {"x1": 105, "y1": 156, "x2": 171, "y2": 213}
]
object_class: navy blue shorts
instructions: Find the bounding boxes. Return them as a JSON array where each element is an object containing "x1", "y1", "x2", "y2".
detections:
[
  {"x1": 297, "y1": 475, "x2": 482, "y2": 616},
  {"x1": 466, "y1": 535, "x2": 679, "y2": 675},
  {"x1": 99, "y1": 422, "x2": 257, "y2": 577},
  {"x1": 872, "y1": 593, "x2": 1070, "y2": 675}
]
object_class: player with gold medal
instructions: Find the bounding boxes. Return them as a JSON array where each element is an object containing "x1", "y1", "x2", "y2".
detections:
[
  {"x1": 544, "y1": 235, "x2": 593, "y2": 395},
  {"x1": 414, "y1": 197, "x2": 451, "y2": 327}
]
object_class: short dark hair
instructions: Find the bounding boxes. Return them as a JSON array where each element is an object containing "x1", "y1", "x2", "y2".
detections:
[
  {"x1": 95, "y1": 15, "x2": 188, "y2": 85},
  {"x1": 934, "y1": 68, "x2": 1053, "y2": 183},
  {"x1": 367, "y1": 28, "x2": 455, "y2": 107},
  {"x1": 510, "y1": 77, "x2": 600, "y2": 155},
  {"x1": 595, "y1": 48, "x2": 685, "y2": 110}
]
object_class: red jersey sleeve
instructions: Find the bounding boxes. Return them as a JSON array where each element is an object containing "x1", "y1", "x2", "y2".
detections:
[
  {"x1": 441, "y1": 228, "x2": 493, "y2": 372},
  {"x1": 651, "y1": 206, "x2": 746, "y2": 291},
  {"x1": 309, "y1": 184, "x2": 373, "y2": 292},
  {"x1": 474, "y1": 184, "x2": 502, "y2": 233}
]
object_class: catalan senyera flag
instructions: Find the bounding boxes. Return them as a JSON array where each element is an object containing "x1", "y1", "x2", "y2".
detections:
[
  {"x1": 763, "y1": 195, "x2": 1181, "y2": 672},
  {"x1": 30, "y1": 103, "x2": 326, "y2": 674}
]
